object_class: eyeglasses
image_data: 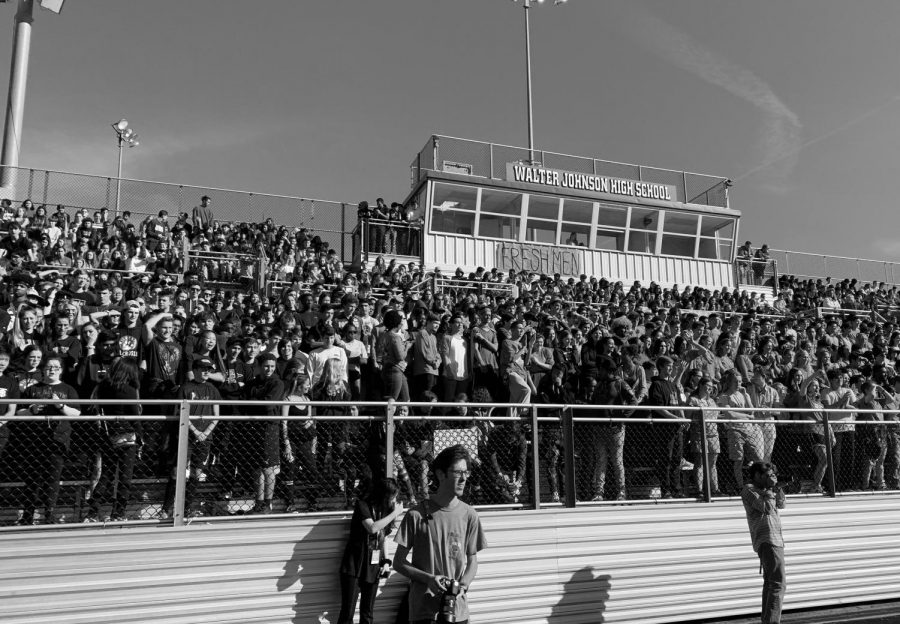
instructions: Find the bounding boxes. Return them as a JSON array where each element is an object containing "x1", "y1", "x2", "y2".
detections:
[{"x1": 447, "y1": 469, "x2": 470, "y2": 479}]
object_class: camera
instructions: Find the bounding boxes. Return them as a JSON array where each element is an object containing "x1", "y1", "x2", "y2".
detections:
[{"x1": 433, "y1": 579, "x2": 461, "y2": 623}]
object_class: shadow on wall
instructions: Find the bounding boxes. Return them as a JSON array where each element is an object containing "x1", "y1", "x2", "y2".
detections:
[
  {"x1": 276, "y1": 520, "x2": 346, "y2": 624},
  {"x1": 274, "y1": 518, "x2": 408, "y2": 624},
  {"x1": 548, "y1": 567, "x2": 612, "y2": 624}
]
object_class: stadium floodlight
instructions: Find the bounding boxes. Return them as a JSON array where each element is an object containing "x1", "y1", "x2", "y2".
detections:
[
  {"x1": 510, "y1": 0, "x2": 567, "y2": 165},
  {"x1": 112, "y1": 118, "x2": 140, "y2": 215},
  {"x1": 39, "y1": 0, "x2": 64, "y2": 13}
]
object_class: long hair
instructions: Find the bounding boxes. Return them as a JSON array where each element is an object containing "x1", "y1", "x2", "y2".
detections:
[
  {"x1": 313, "y1": 358, "x2": 346, "y2": 398},
  {"x1": 102, "y1": 357, "x2": 140, "y2": 392},
  {"x1": 365, "y1": 477, "x2": 399, "y2": 518}
]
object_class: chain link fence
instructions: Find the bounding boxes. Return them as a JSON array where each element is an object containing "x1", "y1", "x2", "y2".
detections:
[
  {"x1": 0, "y1": 167, "x2": 357, "y2": 263},
  {"x1": 412, "y1": 135, "x2": 730, "y2": 209},
  {"x1": 2, "y1": 400, "x2": 898, "y2": 530},
  {"x1": 769, "y1": 248, "x2": 900, "y2": 286}
]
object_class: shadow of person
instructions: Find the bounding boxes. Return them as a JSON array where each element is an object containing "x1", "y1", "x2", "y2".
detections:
[
  {"x1": 548, "y1": 566, "x2": 611, "y2": 623},
  {"x1": 276, "y1": 517, "x2": 348, "y2": 624}
]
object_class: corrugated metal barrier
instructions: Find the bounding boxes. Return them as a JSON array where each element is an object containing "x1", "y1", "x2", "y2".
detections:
[{"x1": 3, "y1": 494, "x2": 900, "y2": 623}]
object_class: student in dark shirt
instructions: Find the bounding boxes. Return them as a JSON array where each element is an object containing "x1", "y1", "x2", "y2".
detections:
[
  {"x1": 0, "y1": 347, "x2": 20, "y2": 464},
  {"x1": 646, "y1": 355, "x2": 688, "y2": 498},
  {"x1": 162, "y1": 357, "x2": 221, "y2": 517},
  {"x1": 86, "y1": 357, "x2": 142, "y2": 522},
  {"x1": 16, "y1": 355, "x2": 80, "y2": 524}
]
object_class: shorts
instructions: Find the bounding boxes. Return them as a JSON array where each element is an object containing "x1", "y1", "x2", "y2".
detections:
[{"x1": 727, "y1": 428, "x2": 763, "y2": 463}]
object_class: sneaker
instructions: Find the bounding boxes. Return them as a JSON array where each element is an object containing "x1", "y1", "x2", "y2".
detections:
[
  {"x1": 678, "y1": 458, "x2": 694, "y2": 471},
  {"x1": 82, "y1": 514, "x2": 98, "y2": 523},
  {"x1": 590, "y1": 495, "x2": 604, "y2": 502},
  {"x1": 615, "y1": 491, "x2": 627, "y2": 501},
  {"x1": 710, "y1": 490, "x2": 726, "y2": 498},
  {"x1": 154, "y1": 510, "x2": 171, "y2": 520},
  {"x1": 110, "y1": 514, "x2": 127, "y2": 522}
]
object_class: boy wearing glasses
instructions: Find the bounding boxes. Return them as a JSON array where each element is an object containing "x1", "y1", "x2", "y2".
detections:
[{"x1": 394, "y1": 444, "x2": 487, "y2": 624}]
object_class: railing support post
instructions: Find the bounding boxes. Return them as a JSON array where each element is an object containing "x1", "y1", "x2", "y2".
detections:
[
  {"x1": 699, "y1": 410, "x2": 712, "y2": 502},
  {"x1": 531, "y1": 405, "x2": 541, "y2": 510},
  {"x1": 173, "y1": 401, "x2": 191, "y2": 527},
  {"x1": 385, "y1": 401, "x2": 395, "y2": 481},
  {"x1": 823, "y1": 413, "x2": 836, "y2": 497},
  {"x1": 562, "y1": 407, "x2": 576, "y2": 508}
]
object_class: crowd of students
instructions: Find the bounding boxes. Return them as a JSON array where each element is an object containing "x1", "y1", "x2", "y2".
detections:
[{"x1": 1, "y1": 198, "x2": 899, "y2": 525}]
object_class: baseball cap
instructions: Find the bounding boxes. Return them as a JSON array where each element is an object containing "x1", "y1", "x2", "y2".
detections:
[{"x1": 193, "y1": 357, "x2": 215, "y2": 370}]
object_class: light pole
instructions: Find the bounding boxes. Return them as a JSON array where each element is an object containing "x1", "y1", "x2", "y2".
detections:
[
  {"x1": 112, "y1": 118, "x2": 139, "y2": 216},
  {"x1": 1, "y1": 0, "x2": 66, "y2": 192},
  {"x1": 512, "y1": 0, "x2": 566, "y2": 165}
]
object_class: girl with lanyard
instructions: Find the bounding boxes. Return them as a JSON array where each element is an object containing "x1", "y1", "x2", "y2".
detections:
[{"x1": 336, "y1": 477, "x2": 404, "y2": 624}]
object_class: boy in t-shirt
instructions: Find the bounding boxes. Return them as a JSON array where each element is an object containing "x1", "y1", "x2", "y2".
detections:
[{"x1": 163, "y1": 357, "x2": 221, "y2": 517}]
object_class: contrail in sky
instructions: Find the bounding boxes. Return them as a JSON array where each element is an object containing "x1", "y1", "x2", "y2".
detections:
[
  {"x1": 618, "y1": 5, "x2": 802, "y2": 186},
  {"x1": 733, "y1": 94, "x2": 900, "y2": 183}
]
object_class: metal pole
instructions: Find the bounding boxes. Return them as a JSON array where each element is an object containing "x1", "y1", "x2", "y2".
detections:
[
  {"x1": 115, "y1": 138, "x2": 124, "y2": 216},
  {"x1": 524, "y1": 1, "x2": 535, "y2": 164},
  {"x1": 823, "y1": 413, "x2": 836, "y2": 497},
  {"x1": 699, "y1": 409, "x2": 712, "y2": 502},
  {"x1": 385, "y1": 402, "x2": 395, "y2": 482},
  {"x1": 172, "y1": 401, "x2": 191, "y2": 527},
  {"x1": 562, "y1": 407, "x2": 576, "y2": 507},
  {"x1": 531, "y1": 405, "x2": 541, "y2": 510},
  {"x1": 0, "y1": 0, "x2": 34, "y2": 191}
]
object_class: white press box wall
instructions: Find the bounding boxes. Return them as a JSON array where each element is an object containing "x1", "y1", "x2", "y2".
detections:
[{"x1": 3, "y1": 495, "x2": 900, "y2": 624}]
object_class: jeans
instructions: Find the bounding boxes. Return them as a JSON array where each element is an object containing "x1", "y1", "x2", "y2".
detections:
[
  {"x1": 592, "y1": 426, "x2": 625, "y2": 497},
  {"x1": 655, "y1": 424, "x2": 685, "y2": 496},
  {"x1": 91, "y1": 443, "x2": 138, "y2": 518},
  {"x1": 383, "y1": 367, "x2": 410, "y2": 402},
  {"x1": 757, "y1": 543, "x2": 786, "y2": 624},
  {"x1": 22, "y1": 441, "x2": 66, "y2": 523}
]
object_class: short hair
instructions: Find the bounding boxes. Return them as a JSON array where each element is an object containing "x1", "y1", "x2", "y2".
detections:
[
  {"x1": 747, "y1": 462, "x2": 776, "y2": 480},
  {"x1": 432, "y1": 444, "x2": 471, "y2": 476}
]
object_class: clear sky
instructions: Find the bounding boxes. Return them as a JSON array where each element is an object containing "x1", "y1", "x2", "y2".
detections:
[{"x1": 3, "y1": 0, "x2": 900, "y2": 261}]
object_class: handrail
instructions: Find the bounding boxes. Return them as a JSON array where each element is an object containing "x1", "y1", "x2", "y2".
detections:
[
  {"x1": 6, "y1": 165, "x2": 352, "y2": 206},
  {"x1": 426, "y1": 134, "x2": 733, "y2": 183}
]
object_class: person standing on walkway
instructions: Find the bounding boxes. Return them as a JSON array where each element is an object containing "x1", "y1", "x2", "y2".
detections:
[
  {"x1": 742, "y1": 461, "x2": 786, "y2": 624},
  {"x1": 393, "y1": 444, "x2": 487, "y2": 624}
]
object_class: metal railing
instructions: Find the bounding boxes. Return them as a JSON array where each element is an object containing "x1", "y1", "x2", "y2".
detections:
[
  {"x1": 734, "y1": 257, "x2": 778, "y2": 293},
  {"x1": 411, "y1": 135, "x2": 731, "y2": 208},
  {"x1": 769, "y1": 248, "x2": 900, "y2": 285},
  {"x1": 1, "y1": 398, "x2": 897, "y2": 532},
  {"x1": 0, "y1": 166, "x2": 357, "y2": 263},
  {"x1": 433, "y1": 275, "x2": 516, "y2": 300}
]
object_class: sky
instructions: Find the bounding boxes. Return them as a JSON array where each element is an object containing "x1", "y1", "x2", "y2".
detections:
[{"x1": 3, "y1": 0, "x2": 900, "y2": 263}]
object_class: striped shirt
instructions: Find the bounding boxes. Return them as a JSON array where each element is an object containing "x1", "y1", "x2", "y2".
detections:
[{"x1": 742, "y1": 484, "x2": 784, "y2": 552}]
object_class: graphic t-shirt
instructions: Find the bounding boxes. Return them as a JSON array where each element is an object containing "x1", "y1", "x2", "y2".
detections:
[
  {"x1": 395, "y1": 498, "x2": 487, "y2": 622},
  {"x1": 22, "y1": 381, "x2": 79, "y2": 447}
]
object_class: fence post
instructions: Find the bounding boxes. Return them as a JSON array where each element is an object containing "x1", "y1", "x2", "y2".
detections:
[
  {"x1": 172, "y1": 401, "x2": 191, "y2": 526},
  {"x1": 823, "y1": 413, "x2": 836, "y2": 497},
  {"x1": 340, "y1": 202, "x2": 347, "y2": 263},
  {"x1": 562, "y1": 407, "x2": 576, "y2": 508},
  {"x1": 531, "y1": 405, "x2": 541, "y2": 510},
  {"x1": 385, "y1": 401, "x2": 395, "y2": 481},
  {"x1": 699, "y1": 409, "x2": 712, "y2": 502}
]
